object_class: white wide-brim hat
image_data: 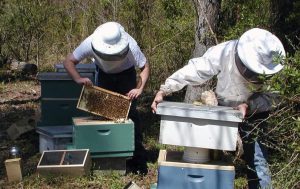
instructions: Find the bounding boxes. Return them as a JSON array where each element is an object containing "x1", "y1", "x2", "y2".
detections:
[
  {"x1": 91, "y1": 22, "x2": 129, "y2": 56},
  {"x1": 237, "y1": 28, "x2": 286, "y2": 75}
]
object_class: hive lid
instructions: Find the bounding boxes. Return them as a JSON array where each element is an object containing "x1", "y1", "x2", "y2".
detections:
[
  {"x1": 157, "y1": 101, "x2": 243, "y2": 122},
  {"x1": 54, "y1": 63, "x2": 96, "y2": 73},
  {"x1": 77, "y1": 85, "x2": 131, "y2": 121},
  {"x1": 37, "y1": 72, "x2": 93, "y2": 81},
  {"x1": 36, "y1": 125, "x2": 73, "y2": 138}
]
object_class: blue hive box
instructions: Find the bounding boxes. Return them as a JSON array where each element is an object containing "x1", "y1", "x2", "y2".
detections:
[{"x1": 157, "y1": 150, "x2": 235, "y2": 189}]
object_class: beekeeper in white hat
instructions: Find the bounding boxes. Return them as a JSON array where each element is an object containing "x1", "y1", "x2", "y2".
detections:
[
  {"x1": 151, "y1": 28, "x2": 285, "y2": 189},
  {"x1": 63, "y1": 22, "x2": 149, "y2": 174}
]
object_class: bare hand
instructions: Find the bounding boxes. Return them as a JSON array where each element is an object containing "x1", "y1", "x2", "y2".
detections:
[
  {"x1": 75, "y1": 77, "x2": 93, "y2": 86},
  {"x1": 235, "y1": 103, "x2": 248, "y2": 118},
  {"x1": 151, "y1": 91, "x2": 165, "y2": 113},
  {"x1": 127, "y1": 88, "x2": 143, "y2": 99}
]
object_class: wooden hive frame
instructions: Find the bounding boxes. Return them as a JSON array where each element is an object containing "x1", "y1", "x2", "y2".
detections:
[{"x1": 77, "y1": 85, "x2": 131, "y2": 121}]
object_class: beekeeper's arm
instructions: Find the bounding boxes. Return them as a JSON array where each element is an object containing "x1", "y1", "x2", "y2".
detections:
[
  {"x1": 64, "y1": 54, "x2": 93, "y2": 86},
  {"x1": 126, "y1": 33, "x2": 150, "y2": 99},
  {"x1": 63, "y1": 35, "x2": 94, "y2": 86},
  {"x1": 151, "y1": 57, "x2": 219, "y2": 113}
]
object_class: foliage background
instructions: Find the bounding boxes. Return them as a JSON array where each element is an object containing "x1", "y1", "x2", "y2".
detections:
[{"x1": 0, "y1": 0, "x2": 299, "y2": 188}]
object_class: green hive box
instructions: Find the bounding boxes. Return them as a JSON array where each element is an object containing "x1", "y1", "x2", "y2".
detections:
[
  {"x1": 37, "y1": 72, "x2": 94, "y2": 126},
  {"x1": 39, "y1": 99, "x2": 90, "y2": 126},
  {"x1": 38, "y1": 72, "x2": 95, "y2": 99},
  {"x1": 72, "y1": 117, "x2": 134, "y2": 158}
]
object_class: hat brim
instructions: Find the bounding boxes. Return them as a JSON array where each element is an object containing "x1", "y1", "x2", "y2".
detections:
[
  {"x1": 237, "y1": 28, "x2": 285, "y2": 75},
  {"x1": 91, "y1": 23, "x2": 129, "y2": 56}
]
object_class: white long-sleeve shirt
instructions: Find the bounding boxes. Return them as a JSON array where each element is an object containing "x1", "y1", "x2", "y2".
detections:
[{"x1": 160, "y1": 40, "x2": 260, "y2": 107}]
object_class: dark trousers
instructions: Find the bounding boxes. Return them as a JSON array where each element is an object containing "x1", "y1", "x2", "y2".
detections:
[
  {"x1": 239, "y1": 112, "x2": 272, "y2": 189},
  {"x1": 96, "y1": 66, "x2": 144, "y2": 154}
]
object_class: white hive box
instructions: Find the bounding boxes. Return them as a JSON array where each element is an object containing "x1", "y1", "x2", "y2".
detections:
[{"x1": 156, "y1": 101, "x2": 243, "y2": 151}]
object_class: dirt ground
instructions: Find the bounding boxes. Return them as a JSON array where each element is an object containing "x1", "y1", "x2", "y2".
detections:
[{"x1": 0, "y1": 79, "x2": 41, "y2": 182}]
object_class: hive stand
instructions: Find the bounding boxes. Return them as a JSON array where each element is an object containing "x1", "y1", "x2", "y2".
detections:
[{"x1": 73, "y1": 86, "x2": 134, "y2": 174}]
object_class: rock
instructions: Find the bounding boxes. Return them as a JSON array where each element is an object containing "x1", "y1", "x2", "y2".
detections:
[
  {"x1": 10, "y1": 59, "x2": 37, "y2": 75},
  {"x1": 6, "y1": 110, "x2": 39, "y2": 140}
]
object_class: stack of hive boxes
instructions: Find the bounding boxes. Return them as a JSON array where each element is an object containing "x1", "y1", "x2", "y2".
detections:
[
  {"x1": 71, "y1": 86, "x2": 135, "y2": 172},
  {"x1": 36, "y1": 63, "x2": 134, "y2": 174},
  {"x1": 156, "y1": 101, "x2": 243, "y2": 189},
  {"x1": 36, "y1": 63, "x2": 95, "y2": 152},
  {"x1": 72, "y1": 85, "x2": 134, "y2": 158}
]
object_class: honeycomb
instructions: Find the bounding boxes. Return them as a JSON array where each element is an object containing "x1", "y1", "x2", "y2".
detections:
[{"x1": 77, "y1": 86, "x2": 131, "y2": 121}]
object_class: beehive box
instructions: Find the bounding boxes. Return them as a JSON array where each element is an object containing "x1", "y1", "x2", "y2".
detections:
[
  {"x1": 38, "y1": 72, "x2": 95, "y2": 98},
  {"x1": 77, "y1": 85, "x2": 131, "y2": 121},
  {"x1": 157, "y1": 150, "x2": 235, "y2": 189},
  {"x1": 36, "y1": 126, "x2": 73, "y2": 153},
  {"x1": 39, "y1": 99, "x2": 90, "y2": 126},
  {"x1": 37, "y1": 72, "x2": 93, "y2": 126},
  {"x1": 37, "y1": 149, "x2": 91, "y2": 176},
  {"x1": 72, "y1": 117, "x2": 134, "y2": 158},
  {"x1": 157, "y1": 101, "x2": 243, "y2": 151}
]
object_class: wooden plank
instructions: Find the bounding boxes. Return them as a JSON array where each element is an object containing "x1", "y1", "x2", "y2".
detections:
[
  {"x1": 60, "y1": 151, "x2": 66, "y2": 165},
  {"x1": 72, "y1": 117, "x2": 114, "y2": 125},
  {"x1": 158, "y1": 150, "x2": 235, "y2": 171},
  {"x1": 157, "y1": 101, "x2": 243, "y2": 122},
  {"x1": 72, "y1": 117, "x2": 133, "y2": 126},
  {"x1": 77, "y1": 85, "x2": 131, "y2": 121},
  {"x1": 5, "y1": 158, "x2": 22, "y2": 182}
]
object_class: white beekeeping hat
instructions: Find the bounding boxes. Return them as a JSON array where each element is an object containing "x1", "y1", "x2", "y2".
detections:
[
  {"x1": 237, "y1": 28, "x2": 286, "y2": 75},
  {"x1": 91, "y1": 22, "x2": 129, "y2": 61}
]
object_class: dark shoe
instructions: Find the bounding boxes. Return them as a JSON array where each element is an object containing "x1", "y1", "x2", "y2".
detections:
[{"x1": 126, "y1": 155, "x2": 148, "y2": 175}]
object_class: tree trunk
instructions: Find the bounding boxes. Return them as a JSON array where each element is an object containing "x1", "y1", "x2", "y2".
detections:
[{"x1": 184, "y1": 0, "x2": 221, "y2": 103}]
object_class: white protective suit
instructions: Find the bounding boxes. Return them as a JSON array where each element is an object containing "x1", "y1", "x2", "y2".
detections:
[{"x1": 159, "y1": 40, "x2": 260, "y2": 107}]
